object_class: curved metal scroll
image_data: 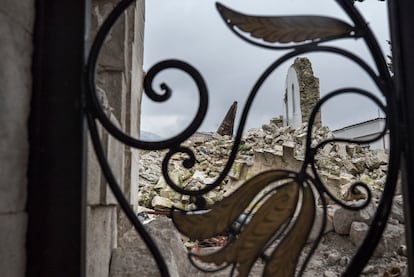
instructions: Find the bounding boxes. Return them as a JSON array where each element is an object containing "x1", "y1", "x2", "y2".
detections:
[{"x1": 84, "y1": 1, "x2": 398, "y2": 276}]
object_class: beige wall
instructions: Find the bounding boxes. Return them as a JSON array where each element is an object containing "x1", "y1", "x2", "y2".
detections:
[
  {"x1": 0, "y1": 1, "x2": 144, "y2": 276},
  {"x1": 0, "y1": 1, "x2": 34, "y2": 277}
]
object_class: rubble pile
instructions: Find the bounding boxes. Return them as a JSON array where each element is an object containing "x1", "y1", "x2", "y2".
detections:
[
  {"x1": 138, "y1": 119, "x2": 389, "y2": 211},
  {"x1": 138, "y1": 132, "x2": 232, "y2": 210},
  {"x1": 136, "y1": 119, "x2": 408, "y2": 276}
]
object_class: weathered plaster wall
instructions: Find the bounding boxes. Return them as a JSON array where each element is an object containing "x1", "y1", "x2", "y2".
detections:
[
  {"x1": 0, "y1": 1, "x2": 34, "y2": 276},
  {"x1": 284, "y1": 57, "x2": 321, "y2": 128},
  {"x1": 87, "y1": 1, "x2": 145, "y2": 276},
  {"x1": 284, "y1": 66, "x2": 302, "y2": 128}
]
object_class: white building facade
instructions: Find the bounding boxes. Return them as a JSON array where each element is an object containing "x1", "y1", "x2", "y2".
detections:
[{"x1": 333, "y1": 118, "x2": 389, "y2": 150}]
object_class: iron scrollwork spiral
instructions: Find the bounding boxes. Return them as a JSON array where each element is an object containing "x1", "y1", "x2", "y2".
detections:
[{"x1": 85, "y1": 0, "x2": 398, "y2": 276}]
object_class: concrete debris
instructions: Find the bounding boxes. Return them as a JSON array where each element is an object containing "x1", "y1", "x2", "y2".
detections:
[
  {"x1": 349, "y1": 221, "x2": 370, "y2": 247},
  {"x1": 391, "y1": 195, "x2": 405, "y2": 224},
  {"x1": 326, "y1": 252, "x2": 341, "y2": 266},
  {"x1": 151, "y1": 196, "x2": 173, "y2": 210},
  {"x1": 111, "y1": 217, "x2": 198, "y2": 277},
  {"x1": 139, "y1": 121, "x2": 391, "y2": 211},
  {"x1": 308, "y1": 206, "x2": 334, "y2": 242},
  {"x1": 323, "y1": 270, "x2": 338, "y2": 277},
  {"x1": 136, "y1": 119, "x2": 405, "y2": 276},
  {"x1": 383, "y1": 265, "x2": 404, "y2": 277},
  {"x1": 332, "y1": 206, "x2": 357, "y2": 235}
]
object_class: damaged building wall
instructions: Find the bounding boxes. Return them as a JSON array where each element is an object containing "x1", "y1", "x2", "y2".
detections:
[
  {"x1": 284, "y1": 57, "x2": 321, "y2": 128},
  {"x1": 87, "y1": 1, "x2": 145, "y2": 276}
]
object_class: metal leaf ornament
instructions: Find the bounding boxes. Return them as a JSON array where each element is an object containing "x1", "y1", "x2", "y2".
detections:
[
  {"x1": 216, "y1": 2, "x2": 355, "y2": 46},
  {"x1": 171, "y1": 170, "x2": 316, "y2": 276},
  {"x1": 172, "y1": 170, "x2": 293, "y2": 239}
]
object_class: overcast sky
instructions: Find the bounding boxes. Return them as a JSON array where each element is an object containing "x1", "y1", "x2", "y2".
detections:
[{"x1": 140, "y1": 0, "x2": 390, "y2": 138}]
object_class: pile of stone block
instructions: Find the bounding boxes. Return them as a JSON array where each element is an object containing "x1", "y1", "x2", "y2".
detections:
[
  {"x1": 134, "y1": 120, "x2": 407, "y2": 275},
  {"x1": 138, "y1": 119, "x2": 389, "y2": 211}
]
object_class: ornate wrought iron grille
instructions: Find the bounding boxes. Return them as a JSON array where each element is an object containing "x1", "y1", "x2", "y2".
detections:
[{"x1": 85, "y1": 0, "x2": 399, "y2": 276}]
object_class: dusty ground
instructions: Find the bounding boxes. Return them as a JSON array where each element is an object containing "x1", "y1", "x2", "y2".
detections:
[
  {"x1": 301, "y1": 232, "x2": 407, "y2": 277},
  {"x1": 191, "y1": 229, "x2": 407, "y2": 276}
]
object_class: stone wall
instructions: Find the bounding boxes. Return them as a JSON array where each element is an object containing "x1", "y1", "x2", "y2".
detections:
[
  {"x1": 0, "y1": 2, "x2": 34, "y2": 277},
  {"x1": 87, "y1": 1, "x2": 145, "y2": 276},
  {"x1": 293, "y1": 57, "x2": 321, "y2": 127}
]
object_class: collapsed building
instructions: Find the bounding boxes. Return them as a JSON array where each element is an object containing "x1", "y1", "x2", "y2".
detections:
[
  {"x1": 138, "y1": 120, "x2": 388, "y2": 210},
  {"x1": 136, "y1": 116, "x2": 405, "y2": 276},
  {"x1": 284, "y1": 57, "x2": 321, "y2": 128},
  {"x1": 138, "y1": 57, "x2": 389, "y2": 210},
  {"x1": 132, "y1": 57, "x2": 406, "y2": 276}
]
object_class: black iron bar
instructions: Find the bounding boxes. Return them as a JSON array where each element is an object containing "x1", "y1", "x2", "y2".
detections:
[
  {"x1": 388, "y1": 0, "x2": 414, "y2": 276},
  {"x1": 27, "y1": 0, "x2": 89, "y2": 276}
]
